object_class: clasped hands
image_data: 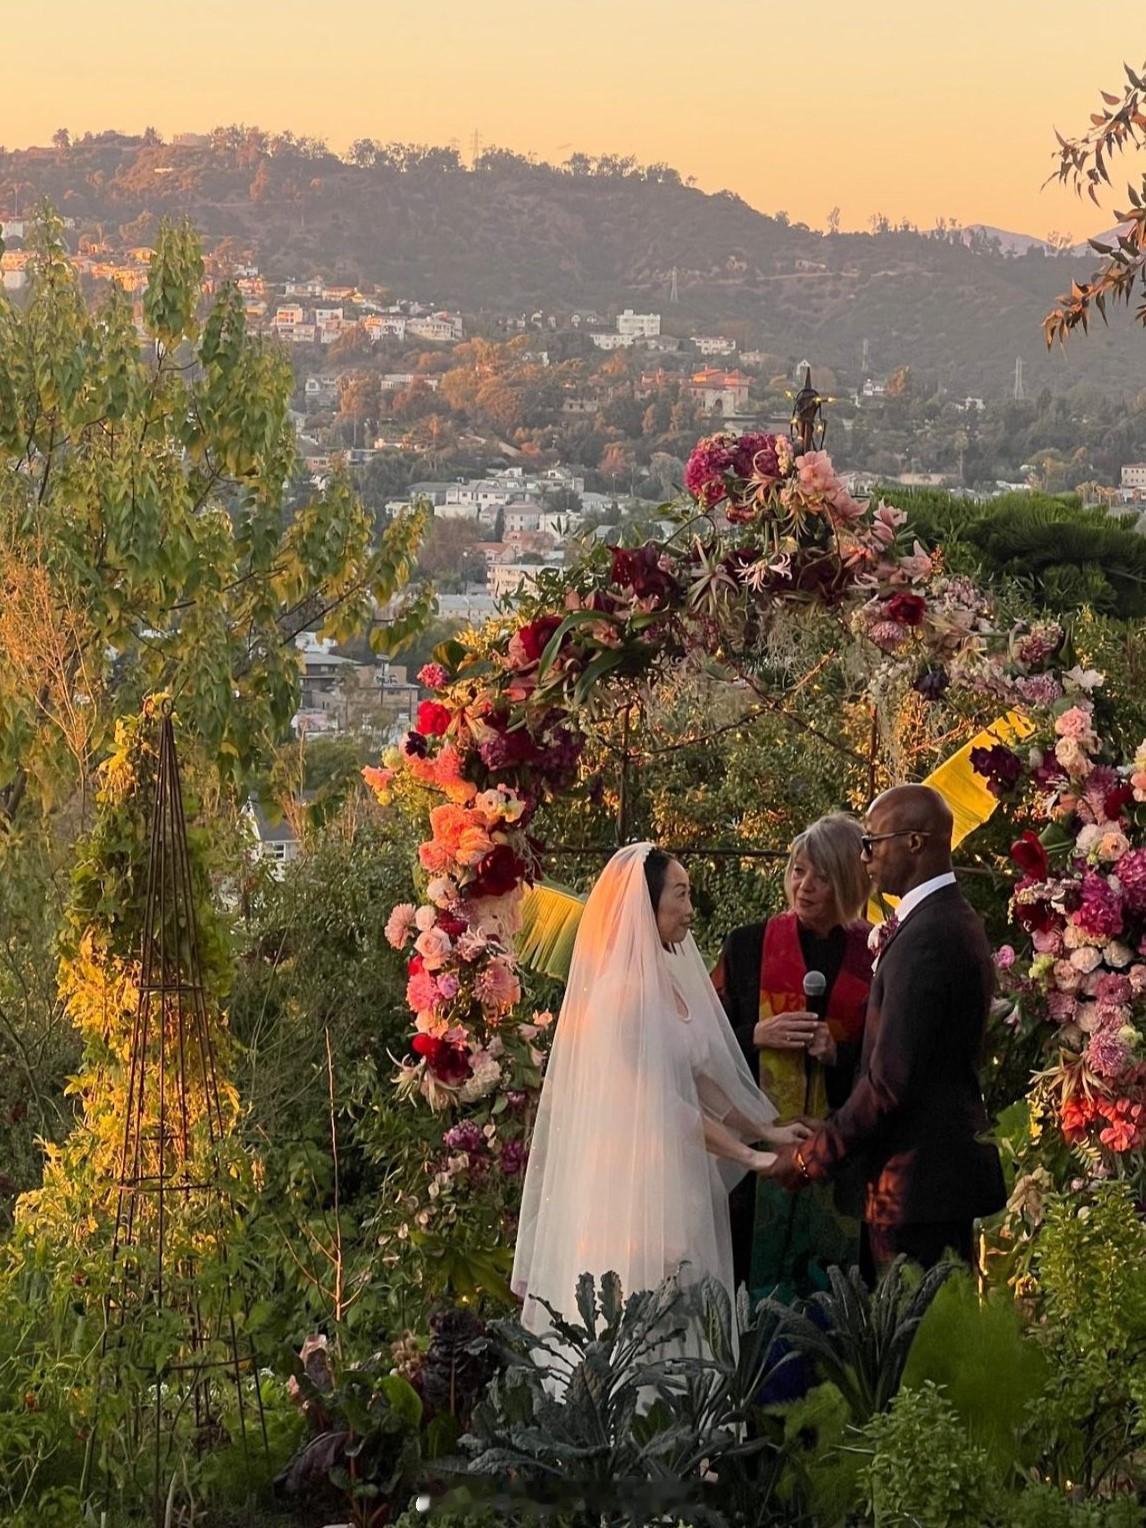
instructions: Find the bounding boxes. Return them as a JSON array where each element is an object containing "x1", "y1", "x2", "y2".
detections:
[
  {"x1": 753, "y1": 1009, "x2": 837, "y2": 1064},
  {"x1": 748, "y1": 1116, "x2": 815, "y2": 1178}
]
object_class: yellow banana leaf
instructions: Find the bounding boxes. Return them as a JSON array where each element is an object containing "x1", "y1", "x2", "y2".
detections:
[
  {"x1": 516, "y1": 879, "x2": 587, "y2": 981},
  {"x1": 867, "y1": 710, "x2": 1033, "y2": 924}
]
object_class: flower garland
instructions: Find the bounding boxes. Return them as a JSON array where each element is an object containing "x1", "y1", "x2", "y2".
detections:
[{"x1": 974, "y1": 681, "x2": 1146, "y2": 1185}]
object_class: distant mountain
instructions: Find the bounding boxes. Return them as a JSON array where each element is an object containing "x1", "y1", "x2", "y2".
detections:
[
  {"x1": 963, "y1": 225, "x2": 1058, "y2": 256},
  {"x1": 2, "y1": 131, "x2": 1143, "y2": 396}
]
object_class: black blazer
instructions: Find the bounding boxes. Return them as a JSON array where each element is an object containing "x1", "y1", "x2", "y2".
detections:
[{"x1": 804, "y1": 884, "x2": 1006, "y2": 1228}]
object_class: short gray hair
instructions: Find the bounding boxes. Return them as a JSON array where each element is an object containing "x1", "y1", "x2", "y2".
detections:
[{"x1": 783, "y1": 812, "x2": 869, "y2": 924}]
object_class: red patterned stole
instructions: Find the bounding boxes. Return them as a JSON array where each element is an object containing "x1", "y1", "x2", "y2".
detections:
[{"x1": 757, "y1": 911, "x2": 872, "y2": 1119}]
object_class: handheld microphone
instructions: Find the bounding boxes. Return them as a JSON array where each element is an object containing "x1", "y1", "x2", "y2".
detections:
[{"x1": 801, "y1": 970, "x2": 828, "y2": 1114}]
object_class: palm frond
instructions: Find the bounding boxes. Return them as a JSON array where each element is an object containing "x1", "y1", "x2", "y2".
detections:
[{"x1": 517, "y1": 879, "x2": 586, "y2": 980}]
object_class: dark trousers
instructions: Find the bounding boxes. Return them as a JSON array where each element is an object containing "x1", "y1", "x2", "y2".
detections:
[
  {"x1": 730, "y1": 1175, "x2": 755, "y2": 1292},
  {"x1": 860, "y1": 1219, "x2": 974, "y2": 1285}
]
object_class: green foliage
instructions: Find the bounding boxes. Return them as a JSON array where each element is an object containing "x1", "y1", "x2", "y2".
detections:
[
  {"x1": 765, "y1": 1258, "x2": 954, "y2": 1424},
  {"x1": 456, "y1": 1270, "x2": 791, "y2": 1526},
  {"x1": 879, "y1": 487, "x2": 1146, "y2": 621},
  {"x1": 901, "y1": 1270, "x2": 1049, "y2": 1474},
  {"x1": 775, "y1": 1381, "x2": 861, "y2": 1524},
  {"x1": 0, "y1": 208, "x2": 426, "y2": 830},
  {"x1": 856, "y1": 1379, "x2": 996, "y2": 1527}
]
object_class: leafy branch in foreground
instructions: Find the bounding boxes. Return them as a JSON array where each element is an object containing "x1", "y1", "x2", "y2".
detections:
[{"x1": 1044, "y1": 61, "x2": 1146, "y2": 345}]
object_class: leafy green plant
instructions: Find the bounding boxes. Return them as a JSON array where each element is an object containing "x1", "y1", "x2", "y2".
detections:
[
  {"x1": 856, "y1": 1379, "x2": 996, "y2": 1527},
  {"x1": 453, "y1": 1269, "x2": 792, "y2": 1526},
  {"x1": 764, "y1": 1257, "x2": 954, "y2": 1424},
  {"x1": 901, "y1": 1269, "x2": 1049, "y2": 1474}
]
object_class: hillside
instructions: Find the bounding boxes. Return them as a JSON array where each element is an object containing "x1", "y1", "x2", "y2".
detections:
[{"x1": 3, "y1": 130, "x2": 1143, "y2": 396}]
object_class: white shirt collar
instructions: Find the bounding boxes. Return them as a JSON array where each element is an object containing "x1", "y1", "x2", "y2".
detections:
[{"x1": 894, "y1": 870, "x2": 956, "y2": 926}]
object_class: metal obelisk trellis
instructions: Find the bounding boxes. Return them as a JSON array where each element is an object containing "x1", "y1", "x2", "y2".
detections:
[{"x1": 87, "y1": 708, "x2": 266, "y2": 1522}]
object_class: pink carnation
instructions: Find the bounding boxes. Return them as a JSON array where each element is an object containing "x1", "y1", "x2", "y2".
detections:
[
  {"x1": 385, "y1": 903, "x2": 417, "y2": 949},
  {"x1": 418, "y1": 662, "x2": 449, "y2": 690},
  {"x1": 406, "y1": 967, "x2": 441, "y2": 1014},
  {"x1": 1016, "y1": 674, "x2": 1063, "y2": 707},
  {"x1": 1055, "y1": 705, "x2": 1097, "y2": 743},
  {"x1": 1094, "y1": 972, "x2": 1133, "y2": 1007},
  {"x1": 684, "y1": 434, "x2": 736, "y2": 507},
  {"x1": 1086, "y1": 1028, "x2": 1132, "y2": 1080},
  {"x1": 868, "y1": 620, "x2": 909, "y2": 652},
  {"x1": 1115, "y1": 846, "x2": 1146, "y2": 912},
  {"x1": 994, "y1": 945, "x2": 1016, "y2": 969}
]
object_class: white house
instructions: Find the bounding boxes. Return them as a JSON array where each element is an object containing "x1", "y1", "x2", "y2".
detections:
[
  {"x1": 692, "y1": 335, "x2": 737, "y2": 356},
  {"x1": 1121, "y1": 463, "x2": 1146, "y2": 490},
  {"x1": 616, "y1": 308, "x2": 661, "y2": 339}
]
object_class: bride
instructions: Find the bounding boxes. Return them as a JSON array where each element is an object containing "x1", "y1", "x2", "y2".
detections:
[{"x1": 512, "y1": 843, "x2": 808, "y2": 1336}]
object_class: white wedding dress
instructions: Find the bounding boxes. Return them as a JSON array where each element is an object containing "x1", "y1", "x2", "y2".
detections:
[{"x1": 512, "y1": 843, "x2": 777, "y2": 1344}]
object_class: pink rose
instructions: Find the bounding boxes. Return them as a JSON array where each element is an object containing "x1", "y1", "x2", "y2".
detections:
[
  {"x1": 414, "y1": 926, "x2": 453, "y2": 971},
  {"x1": 994, "y1": 945, "x2": 1016, "y2": 969}
]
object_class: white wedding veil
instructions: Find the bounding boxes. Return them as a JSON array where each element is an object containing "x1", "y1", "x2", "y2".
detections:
[{"x1": 512, "y1": 843, "x2": 777, "y2": 1330}]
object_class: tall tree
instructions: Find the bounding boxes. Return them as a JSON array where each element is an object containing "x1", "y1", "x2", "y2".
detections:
[{"x1": 0, "y1": 212, "x2": 428, "y2": 833}]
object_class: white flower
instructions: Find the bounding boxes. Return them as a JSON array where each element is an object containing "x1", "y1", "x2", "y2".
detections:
[
  {"x1": 1063, "y1": 665, "x2": 1104, "y2": 693},
  {"x1": 1104, "y1": 941, "x2": 1133, "y2": 969},
  {"x1": 459, "y1": 1053, "x2": 502, "y2": 1103}
]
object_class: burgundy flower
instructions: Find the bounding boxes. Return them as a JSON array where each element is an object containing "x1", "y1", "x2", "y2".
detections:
[
  {"x1": 443, "y1": 1121, "x2": 486, "y2": 1154},
  {"x1": 469, "y1": 843, "x2": 528, "y2": 899},
  {"x1": 478, "y1": 724, "x2": 542, "y2": 772},
  {"x1": 684, "y1": 436, "x2": 735, "y2": 507},
  {"x1": 438, "y1": 911, "x2": 469, "y2": 938},
  {"x1": 416, "y1": 700, "x2": 452, "y2": 737},
  {"x1": 970, "y1": 743, "x2": 1025, "y2": 799},
  {"x1": 884, "y1": 592, "x2": 927, "y2": 627},
  {"x1": 500, "y1": 1139, "x2": 526, "y2": 1176},
  {"x1": 1010, "y1": 830, "x2": 1049, "y2": 881},
  {"x1": 1074, "y1": 871, "x2": 1124, "y2": 941},
  {"x1": 610, "y1": 543, "x2": 681, "y2": 603},
  {"x1": 402, "y1": 730, "x2": 429, "y2": 759},
  {"x1": 730, "y1": 431, "x2": 786, "y2": 483},
  {"x1": 1115, "y1": 846, "x2": 1146, "y2": 913},
  {"x1": 412, "y1": 1034, "x2": 472, "y2": 1085}
]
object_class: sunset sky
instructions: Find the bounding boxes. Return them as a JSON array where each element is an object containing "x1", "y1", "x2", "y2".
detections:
[{"x1": 7, "y1": 1, "x2": 1145, "y2": 237}]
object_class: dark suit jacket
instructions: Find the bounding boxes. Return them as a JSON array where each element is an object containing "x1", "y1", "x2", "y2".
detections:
[{"x1": 801, "y1": 884, "x2": 1005, "y2": 1228}]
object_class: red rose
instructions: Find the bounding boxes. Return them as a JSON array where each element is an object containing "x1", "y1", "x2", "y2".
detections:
[
  {"x1": 407, "y1": 954, "x2": 425, "y2": 977},
  {"x1": 1010, "y1": 831, "x2": 1049, "y2": 881},
  {"x1": 883, "y1": 592, "x2": 927, "y2": 627},
  {"x1": 468, "y1": 843, "x2": 528, "y2": 899},
  {"x1": 416, "y1": 700, "x2": 452, "y2": 737},
  {"x1": 509, "y1": 615, "x2": 563, "y2": 669},
  {"x1": 411, "y1": 1033, "x2": 472, "y2": 1085}
]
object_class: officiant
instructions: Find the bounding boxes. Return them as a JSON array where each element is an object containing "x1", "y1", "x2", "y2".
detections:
[{"x1": 712, "y1": 813, "x2": 873, "y2": 1300}]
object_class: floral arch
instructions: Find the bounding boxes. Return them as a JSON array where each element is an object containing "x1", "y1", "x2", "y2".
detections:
[{"x1": 364, "y1": 427, "x2": 1146, "y2": 1239}]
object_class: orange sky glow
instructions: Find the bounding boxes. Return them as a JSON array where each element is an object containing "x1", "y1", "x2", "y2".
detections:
[{"x1": 5, "y1": 0, "x2": 1145, "y2": 238}]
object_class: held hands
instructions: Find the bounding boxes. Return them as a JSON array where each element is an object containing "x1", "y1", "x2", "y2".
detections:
[
  {"x1": 768, "y1": 1120, "x2": 814, "y2": 1149},
  {"x1": 753, "y1": 1010, "x2": 818, "y2": 1051}
]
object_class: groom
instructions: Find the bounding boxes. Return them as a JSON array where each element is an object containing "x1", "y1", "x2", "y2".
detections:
[{"x1": 772, "y1": 784, "x2": 1005, "y2": 1279}]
